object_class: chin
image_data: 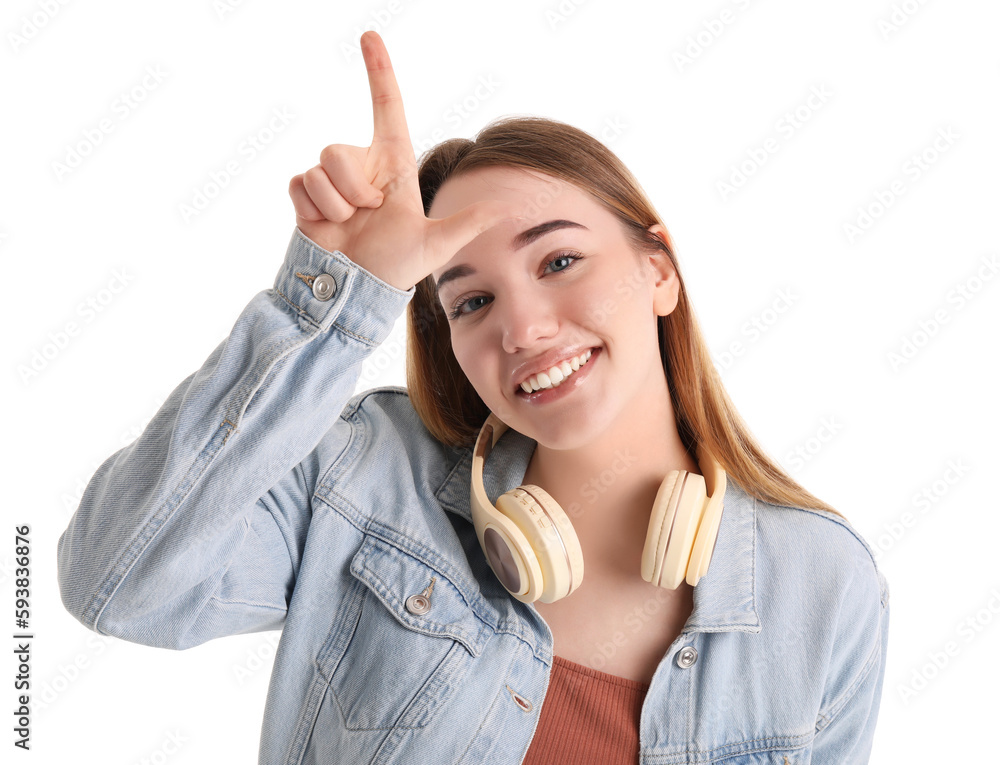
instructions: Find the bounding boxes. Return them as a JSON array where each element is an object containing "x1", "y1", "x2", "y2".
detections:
[{"x1": 520, "y1": 410, "x2": 613, "y2": 452}]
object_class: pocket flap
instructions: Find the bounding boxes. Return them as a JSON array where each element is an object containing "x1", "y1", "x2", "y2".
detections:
[{"x1": 350, "y1": 534, "x2": 491, "y2": 657}]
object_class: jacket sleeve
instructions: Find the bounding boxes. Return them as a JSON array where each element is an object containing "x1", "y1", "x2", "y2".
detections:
[
  {"x1": 810, "y1": 560, "x2": 891, "y2": 763},
  {"x1": 56, "y1": 227, "x2": 414, "y2": 650}
]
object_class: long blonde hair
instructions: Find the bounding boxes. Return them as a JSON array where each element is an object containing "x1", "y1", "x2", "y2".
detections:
[{"x1": 405, "y1": 115, "x2": 839, "y2": 516}]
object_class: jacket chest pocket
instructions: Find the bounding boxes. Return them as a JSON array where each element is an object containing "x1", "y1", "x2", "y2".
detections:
[{"x1": 315, "y1": 533, "x2": 491, "y2": 731}]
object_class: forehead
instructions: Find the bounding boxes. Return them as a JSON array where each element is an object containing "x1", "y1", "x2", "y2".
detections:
[{"x1": 428, "y1": 165, "x2": 594, "y2": 219}]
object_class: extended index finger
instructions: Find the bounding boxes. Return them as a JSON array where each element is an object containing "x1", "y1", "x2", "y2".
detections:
[{"x1": 361, "y1": 31, "x2": 413, "y2": 145}]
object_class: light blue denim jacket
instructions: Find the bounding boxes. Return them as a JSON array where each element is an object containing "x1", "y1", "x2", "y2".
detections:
[{"x1": 58, "y1": 227, "x2": 889, "y2": 764}]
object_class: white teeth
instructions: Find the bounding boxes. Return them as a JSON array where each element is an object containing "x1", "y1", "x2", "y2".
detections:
[{"x1": 519, "y1": 349, "x2": 593, "y2": 394}]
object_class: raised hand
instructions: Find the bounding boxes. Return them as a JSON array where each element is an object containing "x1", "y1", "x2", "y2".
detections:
[{"x1": 288, "y1": 31, "x2": 522, "y2": 292}]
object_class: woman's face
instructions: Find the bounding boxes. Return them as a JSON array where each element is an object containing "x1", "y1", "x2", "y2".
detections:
[{"x1": 429, "y1": 166, "x2": 680, "y2": 451}]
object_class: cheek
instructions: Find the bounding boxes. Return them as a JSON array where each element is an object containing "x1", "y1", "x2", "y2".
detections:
[
  {"x1": 583, "y1": 274, "x2": 655, "y2": 341},
  {"x1": 452, "y1": 343, "x2": 492, "y2": 391},
  {"x1": 574, "y1": 279, "x2": 628, "y2": 334}
]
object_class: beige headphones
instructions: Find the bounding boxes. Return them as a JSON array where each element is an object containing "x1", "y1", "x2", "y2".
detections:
[{"x1": 471, "y1": 412, "x2": 727, "y2": 603}]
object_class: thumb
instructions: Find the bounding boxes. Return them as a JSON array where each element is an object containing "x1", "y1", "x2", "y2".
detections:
[{"x1": 427, "y1": 201, "x2": 527, "y2": 263}]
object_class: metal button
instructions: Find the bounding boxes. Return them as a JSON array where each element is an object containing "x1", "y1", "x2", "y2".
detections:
[
  {"x1": 405, "y1": 576, "x2": 436, "y2": 616},
  {"x1": 405, "y1": 594, "x2": 430, "y2": 615},
  {"x1": 676, "y1": 645, "x2": 698, "y2": 669},
  {"x1": 311, "y1": 273, "x2": 336, "y2": 301}
]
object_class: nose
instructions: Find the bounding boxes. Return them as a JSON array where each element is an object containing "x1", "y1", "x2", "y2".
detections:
[{"x1": 499, "y1": 289, "x2": 559, "y2": 354}]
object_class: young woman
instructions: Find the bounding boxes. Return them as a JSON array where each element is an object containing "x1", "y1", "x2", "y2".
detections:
[{"x1": 58, "y1": 31, "x2": 889, "y2": 764}]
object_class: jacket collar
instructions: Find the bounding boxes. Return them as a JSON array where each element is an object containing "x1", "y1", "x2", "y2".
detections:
[{"x1": 436, "y1": 425, "x2": 761, "y2": 634}]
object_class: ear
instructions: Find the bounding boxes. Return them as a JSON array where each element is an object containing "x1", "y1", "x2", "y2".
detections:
[{"x1": 647, "y1": 224, "x2": 681, "y2": 317}]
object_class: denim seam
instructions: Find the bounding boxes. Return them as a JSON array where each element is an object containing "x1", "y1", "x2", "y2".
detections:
[
  {"x1": 331, "y1": 317, "x2": 381, "y2": 348},
  {"x1": 354, "y1": 641, "x2": 473, "y2": 734},
  {"x1": 641, "y1": 729, "x2": 813, "y2": 762},
  {"x1": 403, "y1": 640, "x2": 477, "y2": 729},
  {"x1": 751, "y1": 494, "x2": 758, "y2": 620},
  {"x1": 311, "y1": 392, "x2": 412, "y2": 530},
  {"x1": 228, "y1": 334, "x2": 310, "y2": 425},
  {"x1": 229, "y1": 309, "x2": 379, "y2": 433},
  {"x1": 284, "y1": 671, "x2": 331, "y2": 765},
  {"x1": 781, "y1": 504, "x2": 889, "y2": 607},
  {"x1": 685, "y1": 640, "x2": 695, "y2": 743},
  {"x1": 339, "y1": 385, "x2": 411, "y2": 420},
  {"x1": 311, "y1": 420, "x2": 358, "y2": 517},
  {"x1": 313, "y1": 575, "x2": 365, "y2": 683},
  {"x1": 814, "y1": 615, "x2": 883, "y2": 732},
  {"x1": 325, "y1": 614, "x2": 441, "y2": 733},
  {"x1": 458, "y1": 656, "x2": 517, "y2": 765},
  {"x1": 290, "y1": 579, "x2": 366, "y2": 764},
  {"x1": 271, "y1": 286, "x2": 322, "y2": 331},
  {"x1": 684, "y1": 623, "x2": 763, "y2": 633},
  {"x1": 208, "y1": 595, "x2": 286, "y2": 611}
]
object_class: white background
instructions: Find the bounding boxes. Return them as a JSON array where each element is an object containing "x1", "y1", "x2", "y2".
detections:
[{"x1": 3, "y1": 0, "x2": 998, "y2": 762}]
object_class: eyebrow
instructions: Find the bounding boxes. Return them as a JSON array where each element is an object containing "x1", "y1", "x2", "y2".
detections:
[{"x1": 434, "y1": 219, "x2": 588, "y2": 299}]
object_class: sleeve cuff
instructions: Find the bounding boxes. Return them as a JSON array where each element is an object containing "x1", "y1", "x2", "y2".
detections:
[{"x1": 272, "y1": 226, "x2": 416, "y2": 345}]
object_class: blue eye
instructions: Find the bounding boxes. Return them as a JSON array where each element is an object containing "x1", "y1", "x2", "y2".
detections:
[
  {"x1": 447, "y1": 251, "x2": 584, "y2": 320},
  {"x1": 545, "y1": 253, "x2": 581, "y2": 273}
]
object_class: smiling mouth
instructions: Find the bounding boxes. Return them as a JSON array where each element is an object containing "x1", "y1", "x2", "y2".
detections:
[{"x1": 515, "y1": 347, "x2": 599, "y2": 395}]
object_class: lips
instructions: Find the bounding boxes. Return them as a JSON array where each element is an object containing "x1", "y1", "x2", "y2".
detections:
[
  {"x1": 515, "y1": 346, "x2": 601, "y2": 400},
  {"x1": 512, "y1": 346, "x2": 600, "y2": 393},
  {"x1": 523, "y1": 350, "x2": 591, "y2": 393}
]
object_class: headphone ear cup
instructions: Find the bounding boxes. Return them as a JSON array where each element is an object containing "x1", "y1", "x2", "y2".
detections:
[
  {"x1": 642, "y1": 471, "x2": 681, "y2": 587},
  {"x1": 661, "y1": 473, "x2": 707, "y2": 589},
  {"x1": 474, "y1": 495, "x2": 543, "y2": 603},
  {"x1": 687, "y1": 442, "x2": 727, "y2": 586},
  {"x1": 686, "y1": 500, "x2": 723, "y2": 587},
  {"x1": 497, "y1": 484, "x2": 584, "y2": 603},
  {"x1": 642, "y1": 471, "x2": 708, "y2": 589}
]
